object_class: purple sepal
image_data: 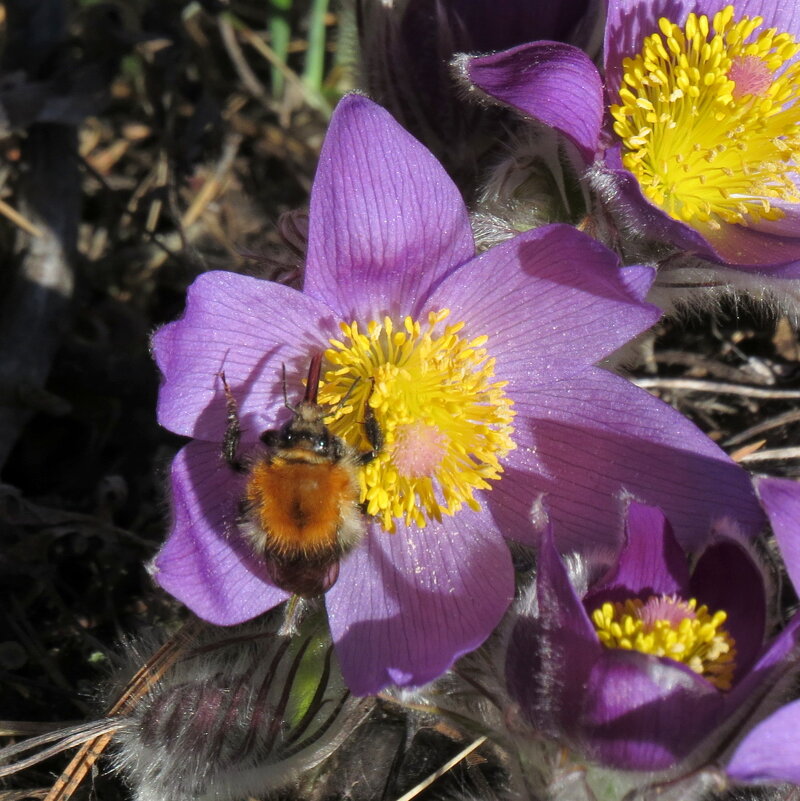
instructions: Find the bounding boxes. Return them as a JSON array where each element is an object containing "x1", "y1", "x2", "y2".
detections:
[
  {"x1": 327, "y1": 510, "x2": 515, "y2": 695},
  {"x1": 756, "y1": 476, "x2": 800, "y2": 593},
  {"x1": 506, "y1": 526, "x2": 601, "y2": 736},
  {"x1": 699, "y1": 219, "x2": 800, "y2": 275},
  {"x1": 727, "y1": 699, "x2": 800, "y2": 784},
  {"x1": 603, "y1": 0, "x2": 696, "y2": 98},
  {"x1": 427, "y1": 224, "x2": 659, "y2": 390},
  {"x1": 582, "y1": 650, "x2": 723, "y2": 770},
  {"x1": 585, "y1": 502, "x2": 690, "y2": 606},
  {"x1": 724, "y1": 614, "x2": 800, "y2": 720},
  {"x1": 466, "y1": 42, "x2": 604, "y2": 163},
  {"x1": 152, "y1": 441, "x2": 289, "y2": 625},
  {"x1": 304, "y1": 94, "x2": 474, "y2": 323},
  {"x1": 153, "y1": 272, "x2": 336, "y2": 442},
  {"x1": 504, "y1": 370, "x2": 764, "y2": 550},
  {"x1": 598, "y1": 152, "x2": 720, "y2": 259},
  {"x1": 690, "y1": 540, "x2": 766, "y2": 681}
]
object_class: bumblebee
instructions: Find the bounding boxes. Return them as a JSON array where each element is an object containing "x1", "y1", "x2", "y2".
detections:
[{"x1": 220, "y1": 354, "x2": 381, "y2": 598}]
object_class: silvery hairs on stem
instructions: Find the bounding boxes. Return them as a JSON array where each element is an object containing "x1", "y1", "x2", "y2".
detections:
[{"x1": 0, "y1": 607, "x2": 372, "y2": 801}]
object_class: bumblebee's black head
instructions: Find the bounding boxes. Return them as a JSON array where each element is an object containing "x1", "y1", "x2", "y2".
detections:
[{"x1": 260, "y1": 402, "x2": 343, "y2": 459}]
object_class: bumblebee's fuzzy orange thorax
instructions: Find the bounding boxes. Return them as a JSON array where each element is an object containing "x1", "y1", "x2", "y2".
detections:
[{"x1": 244, "y1": 460, "x2": 359, "y2": 558}]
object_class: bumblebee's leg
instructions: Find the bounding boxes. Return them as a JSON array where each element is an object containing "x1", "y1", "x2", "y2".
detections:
[
  {"x1": 358, "y1": 380, "x2": 383, "y2": 465},
  {"x1": 218, "y1": 371, "x2": 245, "y2": 473}
]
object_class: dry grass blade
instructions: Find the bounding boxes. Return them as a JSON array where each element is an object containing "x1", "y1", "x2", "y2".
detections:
[
  {"x1": 0, "y1": 721, "x2": 120, "y2": 778},
  {"x1": 226, "y1": 14, "x2": 331, "y2": 118},
  {"x1": 0, "y1": 198, "x2": 44, "y2": 238},
  {"x1": 728, "y1": 440, "x2": 767, "y2": 462},
  {"x1": 41, "y1": 619, "x2": 202, "y2": 801},
  {"x1": 393, "y1": 736, "x2": 488, "y2": 801},
  {"x1": 633, "y1": 377, "x2": 800, "y2": 399},
  {"x1": 736, "y1": 446, "x2": 800, "y2": 464},
  {"x1": 0, "y1": 789, "x2": 50, "y2": 801},
  {"x1": 182, "y1": 134, "x2": 243, "y2": 230},
  {"x1": 724, "y1": 408, "x2": 800, "y2": 447},
  {"x1": 0, "y1": 724, "x2": 81, "y2": 738}
]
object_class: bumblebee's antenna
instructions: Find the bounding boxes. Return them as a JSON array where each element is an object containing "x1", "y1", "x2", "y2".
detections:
[
  {"x1": 281, "y1": 363, "x2": 294, "y2": 411},
  {"x1": 304, "y1": 352, "x2": 323, "y2": 404}
]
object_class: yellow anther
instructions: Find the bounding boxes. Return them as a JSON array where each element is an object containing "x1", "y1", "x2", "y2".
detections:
[
  {"x1": 611, "y1": 4, "x2": 800, "y2": 228},
  {"x1": 591, "y1": 595, "x2": 737, "y2": 690}
]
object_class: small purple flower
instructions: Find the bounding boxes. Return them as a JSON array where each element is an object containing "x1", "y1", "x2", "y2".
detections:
[
  {"x1": 151, "y1": 93, "x2": 761, "y2": 695},
  {"x1": 466, "y1": 1, "x2": 800, "y2": 276},
  {"x1": 506, "y1": 499, "x2": 800, "y2": 773}
]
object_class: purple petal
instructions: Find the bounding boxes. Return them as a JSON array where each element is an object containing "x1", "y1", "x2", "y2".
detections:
[
  {"x1": 727, "y1": 699, "x2": 800, "y2": 785},
  {"x1": 153, "y1": 271, "x2": 336, "y2": 441},
  {"x1": 711, "y1": 0, "x2": 800, "y2": 36},
  {"x1": 582, "y1": 650, "x2": 723, "y2": 770},
  {"x1": 756, "y1": 476, "x2": 800, "y2": 594},
  {"x1": 506, "y1": 526, "x2": 601, "y2": 734},
  {"x1": 600, "y1": 157, "x2": 721, "y2": 258},
  {"x1": 326, "y1": 511, "x2": 514, "y2": 695},
  {"x1": 152, "y1": 441, "x2": 288, "y2": 624},
  {"x1": 426, "y1": 225, "x2": 659, "y2": 392},
  {"x1": 466, "y1": 42, "x2": 603, "y2": 162},
  {"x1": 304, "y1": 94, "x2": 474, "y2": 322},
  {"x1": 501, "y1": 369, "x2": 764, "y2": 550},
  {"x1": 724, "y1": 614, "x2": 800, "y2": 729},
  {"x1": 690, "y1": 539, "x2": 766, "y2": 680},
  {"x1": 587, "y1": 503, "x2": 690, "y2": 603},
  {"x1": 601, "y1": 158, "x2": 800, "y2": 274},
  {"x1": 483, "y1": 464, "x2": 550, "y2": 551},
  {"x1": 700, "y1": 219, "x2": 800, "y2": 274}
]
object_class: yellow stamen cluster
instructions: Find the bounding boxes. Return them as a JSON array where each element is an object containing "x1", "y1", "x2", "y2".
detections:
[
  {"x1": 318, "y1": 309, "x2": 516, "y2": 531},
  {"x1": 591, "y1": 595, "x2": 737, "y2": 690},
  {"x1": 611, "y1": 5, "x2": 800, "y2": 228}
]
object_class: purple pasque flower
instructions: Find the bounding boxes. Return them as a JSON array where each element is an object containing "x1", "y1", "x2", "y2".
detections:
[
  {"x1": 506, "y1": 499, "x2": 800, "y2": 775},
  {"x1": 465, "y1": 0, "x2": 800, "y2": 277},
  {"x1": 151, "y1": 93, "x2": 761, "y2": 695}
]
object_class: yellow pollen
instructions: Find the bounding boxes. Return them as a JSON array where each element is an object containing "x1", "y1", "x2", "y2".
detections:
[
  {"x1": 591, "y1": 595, "x2": 737, "y2": 690},
  {"x1": 610, "y1": 4, "x2": 800, "y2": 228},
  {"x1": 318, "y1": 309, "x2": 516, "y2": 531}
]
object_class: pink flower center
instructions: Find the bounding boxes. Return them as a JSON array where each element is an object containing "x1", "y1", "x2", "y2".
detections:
[
  {"x1": 729, "y1": 55, "x2": 773, "y2": 100},
  {"x1": 638, "y1": 594, "x2": 696, "y2": 629},
  {"x1": 391, "y1": 421, "x2": 448, "y2": 478}
]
